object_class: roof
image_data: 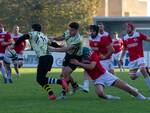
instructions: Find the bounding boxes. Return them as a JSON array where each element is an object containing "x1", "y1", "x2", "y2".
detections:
[{"x1": 93, "y1": 16, "x2": 150, "y2": 22}]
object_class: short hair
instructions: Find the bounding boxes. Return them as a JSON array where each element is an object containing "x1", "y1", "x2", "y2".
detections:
[
  {"x1": 90, "y1": 25, "x2": 99, "y2": 34},
  {"x1": 125, "y1": 22, "x2": 135, "y2": 30},
  {"x1": 89, "y1": 25, "x2": 94, "y2": 30},
  {"x1": 69, "y1": 22, "x2": 79, "y2": 30},
  {"x1": 32, "y1": 24, "x2": 41, "y2": 32}
]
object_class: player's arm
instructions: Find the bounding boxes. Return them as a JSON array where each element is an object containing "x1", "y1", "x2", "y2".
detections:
[
  {"x1": 50, "y1": 35, "x2": 65, "y2": 41},
  {"x1": 48, "y1": 39, "x2": 63, "y2": 48},
  {"x1": 15, "y1": 34, "x2": 30, "y2": 46},
  {"x1": 101, "y1": 44, "x2": 114, "y2": 60},
  {"x1": 70, "y1": 59, "x2": 96, "y2": 70},
  {"x1": 48, "y1": 44, "x2": 75, "y2": 52},
  {"x1": 91, "y1": 47, "x2": 99, "y2": 51},
  {"x1": 144, "y1": 36, "x2": 150, "y2": 43}
]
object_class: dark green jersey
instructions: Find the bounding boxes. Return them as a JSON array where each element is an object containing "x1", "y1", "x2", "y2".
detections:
[{"x1": 63, "y1": 30, "x2": 83, "y2": 56}]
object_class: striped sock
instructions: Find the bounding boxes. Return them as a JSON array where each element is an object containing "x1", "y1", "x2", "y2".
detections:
[
  {"x1": 43, "y1": 84, "x2": 54, "y2": 95},
  {"x1": 48, "y1": 77, "x2": 61, "y2": 84}
]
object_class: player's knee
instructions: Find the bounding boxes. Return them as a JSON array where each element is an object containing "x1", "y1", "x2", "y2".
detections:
[
  {"x1": 129, "y1": 72, "x2": 137, "y2": 80},
  {"x1": 18, "y1": 63, "x2": 23, "y2": 68}
]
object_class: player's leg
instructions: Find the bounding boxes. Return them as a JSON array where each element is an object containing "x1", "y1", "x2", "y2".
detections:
[
  {"x1": 113, "y1": 79, "x2": 147, "y2": 100},
  {"x1": 117, "y1": 52, "x2": 125, "y2": 72},
  {"x1": 59, "y1": 66, "x2": 78, "y2": 98},
  {"x1": 140, "y1": 66, "x2": 150, "y2": 90},
  {"x1": 16, "y1": 54, "x2": 24, "y2": 76},
  {"x1": 0, "y1": 60, "x2": 8, "y2": 83},
  {"x1": 3, "y1": 56, "x2": 12, "y2": 83},
  {"x1": 61, "y1": 55, "x2": 79, "y2": 92},
  {"x1": 94, "y1": 72, "x2": 120, "y2": 100},
  {"x1": 12, "y1": 60, "x2": 19, "y2": 76},
  {"x1": 80, "y1": 71, "x2": 90, "y2": 93},
  {"x1": 36, "y1": 55, "x2": 68, "y2": 100},
  {"x1": 128, "y1": 69, "x2": 139, "y2": 80}
]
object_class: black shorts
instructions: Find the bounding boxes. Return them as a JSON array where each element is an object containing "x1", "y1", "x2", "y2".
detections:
[
  {"x1": 0, "y1": 56, "x2": 4, "y2": 60},
  {"x1": 38, "y1": 55, "x2": 53, "y2": 71},
  {"x1": 63, "y1": 53, "x2": 82, "y2": 70}
]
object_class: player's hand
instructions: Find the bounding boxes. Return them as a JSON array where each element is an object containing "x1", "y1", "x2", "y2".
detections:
[
  {"x1": 100, "y1": 54, "x2": 106, "y2": 60},
  {"x1": 70, "y1": 59, "x2": 79, "y2": 65}
]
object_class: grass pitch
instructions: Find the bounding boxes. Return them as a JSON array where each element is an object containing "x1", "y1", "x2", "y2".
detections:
[{"x1": 0, "y1": 68, "x2": 150, "y2": 113}]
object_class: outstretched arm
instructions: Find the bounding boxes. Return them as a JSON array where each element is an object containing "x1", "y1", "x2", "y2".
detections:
[
  {"x1": 48, "y1": 44, "x2": 75, "y2": 52},
  {"x1": 70, "y1": 59, "x2": 96, "y2": 70},
  {"x1": 49, "y1": 36, "x2": 65, "y2": 41},
  {"x1": 15, "y1": 34, "x2": 30, "y2": 46}
]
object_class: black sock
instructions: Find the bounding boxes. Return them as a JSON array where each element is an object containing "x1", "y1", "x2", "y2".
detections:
[{"x1": 71, "y1": 82, "x2": 78, "y2": 89}]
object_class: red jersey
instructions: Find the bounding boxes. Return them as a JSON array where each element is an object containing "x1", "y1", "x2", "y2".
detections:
[
  {"x1": 123, "y1": 32, "x2": 147, "y2": 61},
  {"x1": 11, "y1": 33, "x2": 26, "y2": 54},
  {"x1": 89, "y1": 34, "x2": 101, "y2": 55},
  {"x1": 0, "y1": 32, "x2": 11, "y2": 53},
  {"x1": 86, "y1": 52, "x2": 106, "y2": 80},
  {"x1": 98, "y1": 32, "x2": 112, "y2": 59},
  {"x1": 112, "y1": 38, "x2": 123, "y2": 54},
  {"x1": 89, "y1": 32, "x2": 112, "y2": 60}
]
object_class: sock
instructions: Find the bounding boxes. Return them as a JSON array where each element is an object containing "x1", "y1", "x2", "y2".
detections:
[
  {"x1": 136, "y1": 93, "x2": 146, "y2": 100},
  {"x1": 71, "y1": 82, "x2": 78, "y2": 89},
  {"x1": 126, "y1": 83, "x2": 138, "y2": 91},
  {"x1": 144, "y1": 76, "x2": 150, "y2": 90},
  {"x1": 61, "y1": 89, "x2": 67, "y2": 96},
  {"x1": 83, "y1": 80, "x2": 89, "y2": 89},
  {"x1": 48, "y1": 77, "x2": 61, "y2": 84},
  {"x1": 106, "y1": 94, "x2": 120, "y2": 100},
  {"x1": 43, "y1": 84, "x2": 54, "y2": 95},
  {"x1": 0, "y1": 66, "x2": 7, "y2": 78}
]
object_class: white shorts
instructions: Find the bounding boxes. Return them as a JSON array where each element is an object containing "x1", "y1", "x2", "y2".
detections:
[
  {"x1": 93, "y1": 71, "x2": 118, "y2": 86},
  {"x1": 100, "y1": 59, "x2": 114, "y2": 71},
  {"x1": 113, "y1": 51, "x2": 122, "y2": 62},
  {"x1": 129, "y1": 57, "x2": 146, "y2": 69}
]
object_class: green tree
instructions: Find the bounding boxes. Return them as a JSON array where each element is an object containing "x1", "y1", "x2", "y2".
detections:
[{"x1": 0, "y1": 0, "x2": 102, "y2": 34}]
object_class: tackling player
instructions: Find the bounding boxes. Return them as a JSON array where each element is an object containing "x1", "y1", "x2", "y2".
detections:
[{"x1": 71, "y1": 47, "x2": 150, "y2": 100}]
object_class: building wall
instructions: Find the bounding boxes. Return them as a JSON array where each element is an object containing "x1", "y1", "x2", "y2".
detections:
[
  {"x1": 96, "y1": 0, "x2": 147, "y2": 16},
  {"x1": 96, "y1": 0, "x2": 105, "y2": 16},
  {"x1": 108, "y1": 0, "x2": 122, "y2": 16},
  {"x1": 122, "y1": 0, "x2": 147, "y2": 16}
]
